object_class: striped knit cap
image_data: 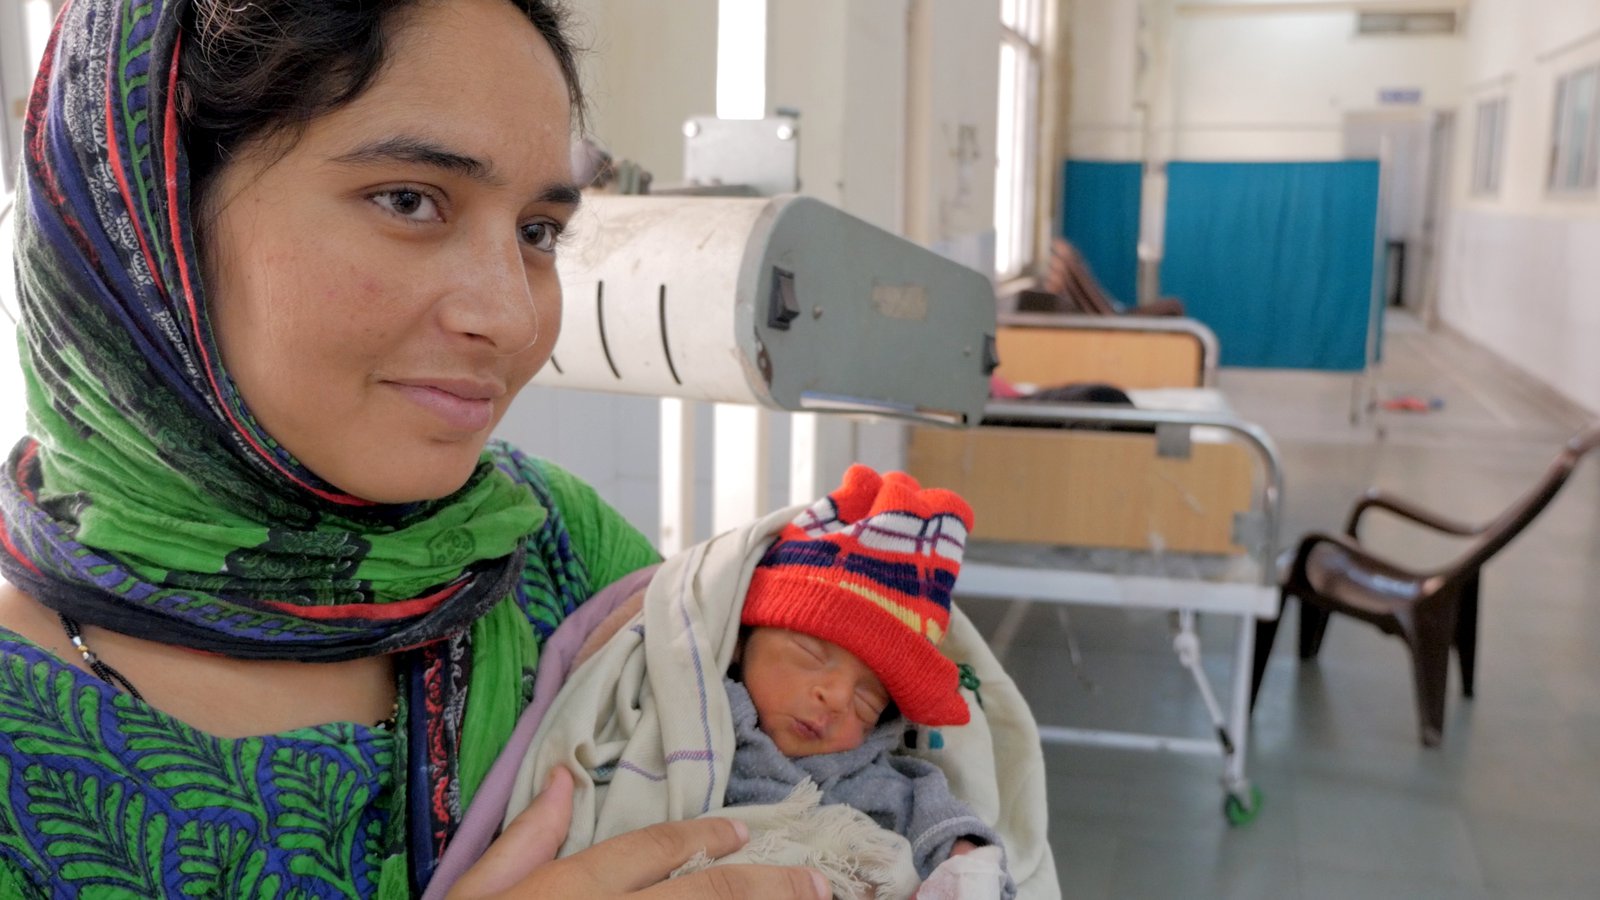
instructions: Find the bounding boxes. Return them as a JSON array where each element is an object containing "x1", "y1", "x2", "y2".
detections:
[{"x1": 743, "y1": 464, "x2": 975, "y2": 726}]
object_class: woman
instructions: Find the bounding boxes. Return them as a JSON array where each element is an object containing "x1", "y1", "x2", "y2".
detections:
[{"x1": 0, "y1": 0, "x2": 827, "y2": 897}]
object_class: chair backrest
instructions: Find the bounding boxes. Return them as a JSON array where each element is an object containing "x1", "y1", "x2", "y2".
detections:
[
  {"x1": 1031, "y1": 237, "x2": 1190, "y2": 318},
  {"x1": 1036, "y1": 237, "x2": 1120, "y2": 315},
  {"x1": 1448, "y1": 423, "x2": 1600, "y2": 582}
]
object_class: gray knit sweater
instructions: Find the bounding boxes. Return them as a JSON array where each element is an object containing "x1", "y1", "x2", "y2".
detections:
[{"x1": 722, "y1": 678, "x2": 1015, "y2": 897}]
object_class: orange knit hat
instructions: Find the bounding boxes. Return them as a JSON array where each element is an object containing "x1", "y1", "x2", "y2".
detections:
[{"x1": 742, "y1": 464, "x2": 975, "y2": 726}]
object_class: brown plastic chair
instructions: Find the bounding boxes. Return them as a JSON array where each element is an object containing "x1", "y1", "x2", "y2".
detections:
[
  {"x1": 1251, "y1": 424, "x2": 1600, "y2": 747},
  {"x1": 1016, "y1": 237, "x2": 1185, "y2": 317}
]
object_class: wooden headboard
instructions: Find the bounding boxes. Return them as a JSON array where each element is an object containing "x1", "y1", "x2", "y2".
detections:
[
  {"x1": 908, "y1": 426, "x2": 1254, "y2": 554},
  {"x1": 994, "y1": 324, "x2": 1207, "y2": 390},
  {"x1": 908, "y1": 318, "x2": 1250, "y2": 554}
]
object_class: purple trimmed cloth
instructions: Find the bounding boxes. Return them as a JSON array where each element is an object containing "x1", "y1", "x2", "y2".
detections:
[{"x1": 423, "y1": 565, "x2": 660, "y2": 899}]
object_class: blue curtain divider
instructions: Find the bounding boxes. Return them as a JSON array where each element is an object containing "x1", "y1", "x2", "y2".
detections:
[
  {"x1": 1060, "y1": 160, "x2": 1143, "y2": 308},
  {"x1": 1160, "y1": 161, "x2": 1381, "y2": 371}
]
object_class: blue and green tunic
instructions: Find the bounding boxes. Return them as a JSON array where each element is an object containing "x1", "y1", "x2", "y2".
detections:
[{"x1": 0, "y1": 457, "x2": 659, "y2": 898}]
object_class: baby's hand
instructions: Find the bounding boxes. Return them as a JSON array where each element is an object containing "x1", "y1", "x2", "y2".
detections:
[{"x1": 917, "y1": 842, "x2": 1005, "y2": 899}]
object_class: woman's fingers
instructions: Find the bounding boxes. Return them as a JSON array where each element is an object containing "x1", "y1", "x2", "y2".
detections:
[
  {"x1": 574, "y1": 817, "x2": 751, "y2": 892},
  {"x1": 448, "y1": 766, "x2": 576, "y2": 899},
  {"x1": 644, "y1": 864, "x2": 831, "y2": 900},
  {"x1": 448, "y1": 806, "x2": 829, "y2": 899},
  {"x1": 573, "y1": 819, "x2": 826, "y2": 899}
]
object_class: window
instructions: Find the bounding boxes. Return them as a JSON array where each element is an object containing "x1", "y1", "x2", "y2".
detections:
[
  {"x1": 1, "y1": 2, "x2": 53, "y2": 448},
  {"x1": 1549, "y1": 63, "x2": 1600, "y2": 194},
  {"x1": 1471, "y1": 96, "x2": 1507, "y2": 195},
  {"x1": 0, "y1": 196, "x2": 22, "y2": 454},
  {"x1": 993, "y1": 0, "x2": 1044, "y2": 281},
  {"x1": 1356, "y1": 11, "x2": 1459, "y2": 36},
  {"x1": 2, "y1": 1, "x2": 59, "y2": 194}
]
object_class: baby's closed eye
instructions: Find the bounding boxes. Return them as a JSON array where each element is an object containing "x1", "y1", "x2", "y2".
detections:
[
  {"x1": 854, "y1": 690, "x2": 887, "y2": 723},
  {"x1": 790, "y1": 634, "x2": 829, "y2": 665}
]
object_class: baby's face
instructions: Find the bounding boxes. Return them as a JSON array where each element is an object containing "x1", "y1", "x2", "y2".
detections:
[{"x1": 740, "y1": 628, "x2": 891, "y2": 757}]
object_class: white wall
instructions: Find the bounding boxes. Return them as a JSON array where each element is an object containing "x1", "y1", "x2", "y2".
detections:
[
  {"x1": 1065, "y1": 0, "x2": 1467, "y2": 162},
  {"x1": 1061, "y1": 0, "x2": 1142, "y2": 159},
  {"x1": 567, "y1": 0, "x2": 720, "y2": 183},
  {"x1": 1172, "y1": 7, "x2": 1464, "y2": 161},
  {"x1": 768, "y1": 0, "x2": 909, "y2": 233},
  {"x1": 1436, "y1": 0, "x2": 1600, "y2": 413},
  {"x1": 905, "y1": 0, "x2": 1001, "y2": 273}
]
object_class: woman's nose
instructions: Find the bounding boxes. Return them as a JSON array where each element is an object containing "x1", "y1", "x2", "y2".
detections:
[{"x1": 439, "y1": 232, "x2": 541, "y2": 354}]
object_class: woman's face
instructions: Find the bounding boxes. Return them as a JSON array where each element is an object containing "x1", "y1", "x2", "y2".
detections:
[{"x1": 204, "y1": 0, "x2": 575, "y2": 503}]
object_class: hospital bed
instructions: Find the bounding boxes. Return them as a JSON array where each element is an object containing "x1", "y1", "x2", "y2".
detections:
[
  {"x1": 907, "y1": 314, "x2": 1282, "y2": 824},
  {"x1": 515, "y1": 188, "x2": 1278, "y2": 830}
]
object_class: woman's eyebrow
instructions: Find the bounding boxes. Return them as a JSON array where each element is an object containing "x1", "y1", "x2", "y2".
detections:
[
  {"x1": 537, "y1": 183, "x2": 584, "y2": 207},
  {"x1": 329, "y1": 136, "x2": 587, "y2": 207},
  {"x1": 332, "y1": 136, "x2": 503, "y2": 184}
]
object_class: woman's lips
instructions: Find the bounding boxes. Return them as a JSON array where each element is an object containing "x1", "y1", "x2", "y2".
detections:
[{"x1": 390, "y1": 383, "x2": 495, "y2": 432}]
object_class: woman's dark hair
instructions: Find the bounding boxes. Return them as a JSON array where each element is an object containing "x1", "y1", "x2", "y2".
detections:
[{"x1": 178, "y1": 0, "x2": 586, "y2": 207}]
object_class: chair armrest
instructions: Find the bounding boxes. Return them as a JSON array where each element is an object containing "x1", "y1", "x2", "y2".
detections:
[
  {"x1": 1344, "y1": 489, "x2": 1483, "y2": 539},
  {"x1": 1287, "y1": 530, "x2": 1428, "y2": 585}
]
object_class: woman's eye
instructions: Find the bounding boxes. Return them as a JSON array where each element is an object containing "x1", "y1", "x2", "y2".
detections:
[
  {"x1": 371, "y1": 188, "x2": 441, "y2": 222},
  {"x1": 521, "y1": 220, "x2": 563, "y2": 253}
]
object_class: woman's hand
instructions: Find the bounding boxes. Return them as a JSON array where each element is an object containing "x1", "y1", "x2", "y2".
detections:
[{"x1": 448, "y1": 767, "x2": 829, "y2": 899}]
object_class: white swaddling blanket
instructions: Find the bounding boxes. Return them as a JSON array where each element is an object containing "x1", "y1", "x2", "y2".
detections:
[{"x1": 501, "y1": 503, "x2": 1060, "y2": 899}]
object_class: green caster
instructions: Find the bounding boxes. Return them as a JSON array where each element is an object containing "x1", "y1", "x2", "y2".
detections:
[{"x1": 1223, "y1": 785, "x2": 1263, "y2": 827}]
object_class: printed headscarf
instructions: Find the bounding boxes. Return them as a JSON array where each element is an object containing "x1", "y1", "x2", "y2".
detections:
[{"x1": 0, "y1": 0, "x2": 562, "y2": 889}]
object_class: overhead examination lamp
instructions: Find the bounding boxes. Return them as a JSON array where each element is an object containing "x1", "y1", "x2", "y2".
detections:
[{"x1": 532, "y1": 194, "x2": 999, "y2": 426}]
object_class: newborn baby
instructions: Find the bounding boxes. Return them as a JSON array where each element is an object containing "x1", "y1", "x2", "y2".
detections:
[{"x1": 717, "y1": 465, "x2": 1015, "y2": 899}]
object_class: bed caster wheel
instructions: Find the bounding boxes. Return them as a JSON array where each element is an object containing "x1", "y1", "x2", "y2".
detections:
[{"x1": 1222, "y1": 786, "x2": 1262, "y2": 827}]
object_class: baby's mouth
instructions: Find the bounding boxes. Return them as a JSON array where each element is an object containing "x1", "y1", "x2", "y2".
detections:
[{"x1": 791, "y1": 717, "x2": 825, "y2": 741}]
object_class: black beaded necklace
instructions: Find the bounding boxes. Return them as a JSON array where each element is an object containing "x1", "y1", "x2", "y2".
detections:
[
  {"x1": 59, "y1": 613, "x2": 145, "y2": 701},
  {"x1": 56, "y1": 614, "x2": 400, "y2": 731}
]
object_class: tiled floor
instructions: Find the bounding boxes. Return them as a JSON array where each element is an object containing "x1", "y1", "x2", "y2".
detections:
[{"x1": 962, "y1": 314, "x2": 1600, "y2": 899}]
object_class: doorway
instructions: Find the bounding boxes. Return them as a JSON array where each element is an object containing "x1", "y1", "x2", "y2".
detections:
[
  {"x1": 1343, "y1": 110, "x2": 1437, "y2": 317},
  {"x1": 1417, "y1": 110, "x2": 1456, "y2": 327}
]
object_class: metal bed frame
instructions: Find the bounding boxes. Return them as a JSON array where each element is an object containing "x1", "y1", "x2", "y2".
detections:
[{"x1": 951, "y1": 400, "x2": 1284, "y2": 824}]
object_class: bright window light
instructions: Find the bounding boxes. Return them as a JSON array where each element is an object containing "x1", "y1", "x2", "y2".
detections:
[
  {"x1": 1, "y1": 199, "x2": 25, "y2": 454},
  {"x1": 1549, "y1": 63, "x2": 1600, "y2": 194},
  {"x1": 1471, "y1": 96, "x2": 1507, "y2": 196},
  {"x1": 716, "y1": 0, "x2": 766, "y2": 120},
  {"x1": 994, "y1": 0, "x2": 1044, "y2": 280},
  {"x1": 4, "y1": 4, "x2": 56, "y2": 451},
  {"x1": 25, "y1": 0, "x2": 54, "y2": 74}
]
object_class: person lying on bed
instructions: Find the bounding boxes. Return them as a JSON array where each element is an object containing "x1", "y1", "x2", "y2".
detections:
[{"x1": 720, "y1": 465, "x2": 1016, "y2": 898}]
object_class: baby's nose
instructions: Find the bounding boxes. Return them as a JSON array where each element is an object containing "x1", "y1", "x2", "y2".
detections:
[{"x1": 813, "y1": 679, "x2": 850, "y2": 711}]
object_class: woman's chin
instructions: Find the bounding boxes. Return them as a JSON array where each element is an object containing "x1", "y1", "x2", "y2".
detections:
[{"x1": 323, "y1": 448, "x2": 485, "y2": 506}]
